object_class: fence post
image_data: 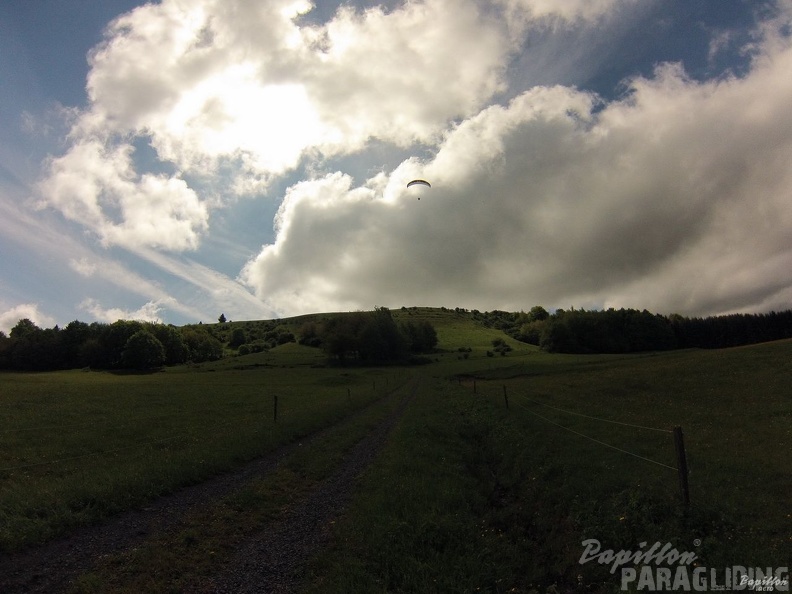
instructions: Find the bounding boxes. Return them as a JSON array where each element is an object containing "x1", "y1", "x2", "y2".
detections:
[
  {"x1": 473, "y1": 379, "x2": 477, "y2": 394},
  {"x1": 673, "y1": 426, "x2": 690, "y2": 506},
  {"x1": 273, "y1": 395, "x2": 279, "y2": 423},
  {"x1": 503, "y1": 385, "x2": 509, "y2": 409}
]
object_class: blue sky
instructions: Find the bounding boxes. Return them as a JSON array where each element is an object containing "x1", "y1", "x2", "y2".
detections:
[{"x1": 2, "y1": 0, "x2": 791, "y2": 332}]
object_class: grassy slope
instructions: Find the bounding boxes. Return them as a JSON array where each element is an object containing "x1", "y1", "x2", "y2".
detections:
[
  {"x1": 71, "y1": 380, "x2": 413, "y2": 594},
  {"x1": 1, "y1": 308, "x2": 790, "y2": 591},
  {"x1": 0, "y1": 343, "x2": 405, "y2": 552},
  {"x1": 301, "y1": 309, "x2": 792, "y2": 593}
]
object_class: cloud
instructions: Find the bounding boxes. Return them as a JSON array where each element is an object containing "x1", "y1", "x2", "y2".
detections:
[
  {"x1": 0, "y1": 187, "x2": 209, "y2": 323},
  {"x1": 36, "y1": 0, "x2": 541, "y2": 250},
  {"x1": 83, "y1": 0, "x2": 510, "y2": 159},
  {"x1": 69, "y1": 257, "x2": 97, "y2": 277},
  {"x1": 494, "y1": 0, "x2": 634, "y2": 35},
  {"x1": 33, "y1": 0, "x2": 645, "y2": 257},
  {"x1": 30, "y1": 0, "x2": 792, "y2": 320},
  {"x1": 124, "y1": 245, "x2": 277, "y2": 322},
  {"x1": 242, "y1": 12, "x2": 792, "y2": 317},
  {"x1": 0, "y1": 303, "x2": 57, "y2": 334},
  {"x1": 79, "y1": 298, "x2": 171, "y2": 324},
  {"x1": 38, "y1": 140, "x2": 208, "y2": 251}
]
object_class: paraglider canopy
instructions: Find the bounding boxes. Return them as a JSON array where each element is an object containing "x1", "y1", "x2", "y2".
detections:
[{"x1": 406, "y1": 179, "x2": 431, "y2": 199}]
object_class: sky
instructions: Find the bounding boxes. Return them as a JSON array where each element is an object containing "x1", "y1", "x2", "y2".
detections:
[{"x1": 2, "y1": 0, "x2": 792, "y2": 332}]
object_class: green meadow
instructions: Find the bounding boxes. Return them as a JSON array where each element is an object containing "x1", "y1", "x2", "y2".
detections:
[
  {"x1": 0, "y1": 342, "x2": 405, "y2": 552},
  {"x1": 1, "y1": 308, "x2": 790, "y2": 592}
]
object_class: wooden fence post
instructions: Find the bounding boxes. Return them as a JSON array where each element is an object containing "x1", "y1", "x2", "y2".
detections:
[
  {"x1": 273, "y1": 394, "x2": 278, "y2": 423},
  {"x1": 473, "y1": 379, "x2": 477, "y2": 394},
  {"x1": 673, "y1": 426, "x2": 690, "y2": 506},
  {"x1": 503, "y1": 385, "x2": 509, "y2": 409}
]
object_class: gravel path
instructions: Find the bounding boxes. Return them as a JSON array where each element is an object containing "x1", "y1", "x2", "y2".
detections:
[
  {"x1": 0, "y1": 379, "x2": 416, "y2": 593},
  {"x1": 188, "y1": 378, "x2": 417, "y2": 593}
]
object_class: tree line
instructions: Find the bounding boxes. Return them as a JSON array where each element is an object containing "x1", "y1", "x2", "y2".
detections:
[
  {"x1": 0, "y1": 307, "x2": 438, "y2": 371},
  {"x1": 298, "y1": 307, "x2": 438, "y2": 365},
  {"x1": 478, "y1": 307, "x2": 792, "y2": 354},
  {"x1": 0, "y1": 319, "x2": 224, "y2": 371},
  {"x1": 3, "y1": 304, "x2": 790, "y2": 370}
]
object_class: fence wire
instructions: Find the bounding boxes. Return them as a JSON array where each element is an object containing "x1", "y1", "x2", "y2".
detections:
[
  {"x1": 464, "y1": 380, "x2": 678, "y2": 472},
  {"x1": 519, "y1": 396, "x2": 673, "y2": 433},
  {"x1": 511, "y1": 397, "x2": 678, "y2": 471}
]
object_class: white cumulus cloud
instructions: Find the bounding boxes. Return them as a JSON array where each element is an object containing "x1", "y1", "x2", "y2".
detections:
[
  {"x1": 37, "y1": 0, "x2": 517, "y2": 251},
  {"x1": 30, "y1": 0, "x2": 792, "y2": 319},
  {"x1": 241, "y1": 11, "x2": 792, "y2": 317},
  {"x1": 38, "y1": 139, "x2": 208, "y2": 251},
  {"x1": 79, "y1": 298, "x2": 172, "y2": 324},
  {"x1": 0, "y1": 304, "x2": 57, "y2": 334}
]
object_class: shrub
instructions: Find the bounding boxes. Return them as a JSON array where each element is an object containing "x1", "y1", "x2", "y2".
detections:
[
  {"x1": 121, "y1": 331, "x2": 166, "y2": 369},
  {"x1": 229, "y1": 328, "x2": 247, "y2": 349}
]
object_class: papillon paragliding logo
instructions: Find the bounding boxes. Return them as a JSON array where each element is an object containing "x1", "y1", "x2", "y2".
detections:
[{"x1": 406, "y1": 179, "x2": 431, "y2": 199}]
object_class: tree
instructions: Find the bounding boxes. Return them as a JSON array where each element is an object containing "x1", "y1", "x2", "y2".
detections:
[
  {"x1": 10, "y1": 318, "x2": 39, "y2": 339},
  {"x1": 298, "y1": 321, "x2": 322, "y2": 347},
  {"x1": 99, "y1": 320, "x2": 144, "y2": 368},
  {"x1": 229, "y1": 327, "x2": 247, "y2": 349},
  {"x1": 7, "y1": 323, "x2": 64, "y2": 370},
  {"x1": 357, "y1": 307, "x2": 407, "y2": 362},
  {"x1": 528, "y1": 305, "x2": 550, "y2": 322},
  {"x1": 400, "y1": 320, "x2": 438, "y2": 353},
  {"x1": 320, "y1": 313, "x2": 367, "y2": 364},
  {"x1": 182, "y1": 328, "x2": 224, "y2": 362},
  {"x1": 514, "y1": 320, "x2": 546, "y2": 345},
  {"x1": 0, "y1": 331, "x2": 12, "y2": 369},
  {"x1": 218, "y1": 313, "x2": 227, "y2": 324},
  {"x1": 148, "y1": 324, "x2": 190, "y2": 365},
  {"x1": 121, "y1": 330, "x2": 166, "y2": 369},
  {"x1": 61, "y1": 320, "x2": 93, "y2": 368}
]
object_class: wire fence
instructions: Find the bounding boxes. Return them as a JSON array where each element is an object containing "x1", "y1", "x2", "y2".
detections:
[
  {"x1": 457, "y1": 378, "x2": 690, "y2": 500},
  {"x1": 517, "y1": 396, "x2": 673, "y2": 434},
  {"x1": 510, "y1": 397, "x2": 678, "y2": 471}
]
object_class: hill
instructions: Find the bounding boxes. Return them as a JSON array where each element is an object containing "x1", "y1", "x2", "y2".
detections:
[{"x1": 0, "y1": 313, "x2": 790, "y2": 591}]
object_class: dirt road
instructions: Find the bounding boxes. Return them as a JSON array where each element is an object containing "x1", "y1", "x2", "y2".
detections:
[{"x1": 0, "y1": 379, "x2": 417, "y2": 593}]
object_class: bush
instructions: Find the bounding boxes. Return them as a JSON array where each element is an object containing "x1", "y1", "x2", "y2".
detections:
[
  {"x1": 182, "y1": 329, "x2": 223, "y2": 362},
  {"x1": 491, "y1": 338, "x2": 512, "y2": 355},
  {"x1": 400, "y1": 320, "x2": 438, "y2": 353},
  {"x1": 229, "y1": 327, "x2": 247, "y2": 349},
  {"x1": 121, "y1": 331, "x2": 166, "y2": 369}
]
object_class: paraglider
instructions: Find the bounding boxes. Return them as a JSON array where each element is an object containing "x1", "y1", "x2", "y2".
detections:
[{"x1": 406, "y1": 179, "x2": 431, "y2": 199}]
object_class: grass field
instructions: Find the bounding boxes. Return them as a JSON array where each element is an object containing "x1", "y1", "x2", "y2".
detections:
[
  {"x1": 0, "y1": 343, "x2": 406, "y2": 552},
  {"x1": 1, "y1": 308, "x2": 790, "y2": 592},
  {"x1": 303, "y1": 343, "x2": 791, "y2": 592}
]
